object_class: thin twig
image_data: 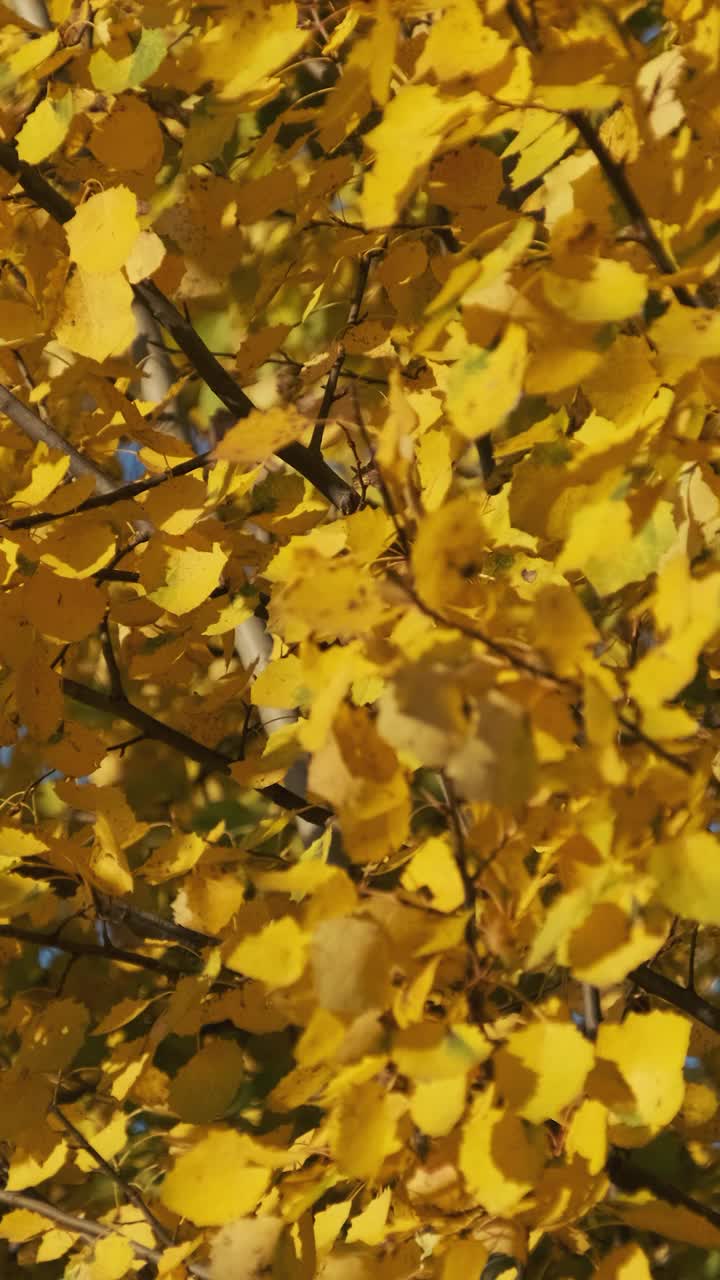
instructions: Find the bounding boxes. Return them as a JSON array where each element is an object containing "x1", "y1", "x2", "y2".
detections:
[
  {"x1": 3, "y1": 452, "x2": 212, "y2": 531},
  {"x1": 566, "y1": 112, "x2": 699, "y2": 309},
  {"x1": 62, "y1": 676, "x2": 333, "y2": 823},
  {"x1": 310, "y1": 249, "x2": 382, "y2": 453},
  {"x1": 387, "y1": 569, "x2": 568, "y2": 685},
  {"x1": 0, "y1": 382, "x2": 114, "y2": 493},
  {"x1": 503, "y1": 7, "x2": 697, "y2": 307},
  {"x1": 50, "y1": 1102, "x2": 174, "y2": 1248},
  {"x1": 0, "y1": 140, "x2": 358, "y2": 513},
  {"x1": 688, "y1": 925, "x2": 699, "y2": 993},
  {"x1": 0, "y1": 922, "x2": 188, "y2": 979},
  {"x1": 0, "y1": 1186, "x2": 210, "y2": 1280},
  {"x1": 617, "y1": 712, "x2": 693, "y2": 775}
]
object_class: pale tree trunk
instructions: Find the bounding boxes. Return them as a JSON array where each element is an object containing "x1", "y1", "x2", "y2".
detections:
[{"x1": 9, "y1": 0, "x2": 50, "y2": 27}]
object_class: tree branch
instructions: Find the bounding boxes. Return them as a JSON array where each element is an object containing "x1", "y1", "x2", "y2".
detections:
[
  {"x1": 0, "y1": 922, "x2": 189, "y2": 979},
  {"x1": 62, "y1": 677, "x2": 333, "y2": 824},
  {"x1": 0, "y1": 1187, "x2": 210, "y2": 1280},
  {"x1": 0, "y1": 140, "x2": 358, "y2": 512},
  {"x1": 0, "y1": 383, "x2": 115, "y2": 494},
  {"x1": 504, "y1": 8, "x2": 699, "y2": 308},
  {"x1": 566, "y1": 112, "x2": 699, "y2": 309},
  {"x1": 608, "y1": 1148, "x2": 720, "y2": 1233},
  {"x1": 386, "y1": 568, "x2": 570, "y2": 686},
  {"x1": 3, "y1": 452, "x2": 212, "y2": 531},
  {"x1": 310, "y1": 248, "x2": 382, "y2": 454},
  {"x1": 50, "y1": 1102, "x2": 174, "y2": 1249},
  {"x1": 630, "y1": 963, "x2": 720, "y2": 1033}
]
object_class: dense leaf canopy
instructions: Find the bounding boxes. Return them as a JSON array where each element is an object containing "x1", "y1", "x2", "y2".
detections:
[{"x1": 2, "y1": 2, "x2": 720, "y2": 1279}]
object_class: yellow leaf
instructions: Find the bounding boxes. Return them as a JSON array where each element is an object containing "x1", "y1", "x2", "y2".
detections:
[
  {"x1": 16, "y1": 93, "x2": 73, "y2": 164},
  {"x1": 89, "y1": 27, "x2": 166, "y2": 92},
  {"x1": 226, "y1": 916, "x2": 308, "y2": 988},
  {"x1": 442, "y1": 1241, "x2": 489, "y2": 1280},
  {"x1": 556, "y1": 497, "x2": 676, "y2": 596},
  {"x1": 330, "y1": 1081, "x2": 404, "y2": 1180},
  {"x1": 210, "y1": 1217, "x2": 285, "y2": 1280},
  {"x1": 411, "y1": 495, "x2": 489, "y2": 609},
  {"x1": 9, "y1": 30, "x2": 59, "y2": 79},
  {"x1": 36, "y1": 1228, "x2": 77, "y2": 1262},
  {"x1": 629, "y1": 555, "x2": 720, "y2": 708},
  {"x1": 394, "y1": 1022, "x2": 491, "y2": 1081},
  {"x1": 410, "y1": 1076, "x2": 466, "y2": 1137},
  {"x1": 650, "y1": 831, "x2": 720, "y2": 924},
  {"x1": 566, "y1": 1099, "x2": 608, "y2": 1174},
  {"x1": 126, "y1": 229, "x2": 165, "y2": 283},
  {"x1": 75, "y1": 1115, "x2": 127, "y2": 1174},
  {"x1": 140, "y1": 831, "x2": 206, "y2": 884},
  {"x1": 595, "y1": 1010, "x2": 690, "y2": 1138},
  {"x1": 296, "y1": 1007, "x2": 346, "y2": 1067},
  {"x1": 401, "y1": 836, "x2": 466, "y2": 913},
  {"x1": 214, "y1": 405, "x2": 311, "y2": 466},
  {"x1": 198, "y1": 4, "x2": 308, "y2": 101},
  {"x1": 161, "y1": 1131, "x2": 271, "y2": 1226},
  {"x1": 9, "y1": 447, "x2": 63, "y2": 509},
  {"x1": 346, "y1": 1188, "x2": 391, "y2": 1246},
  {"x1": 314, "y1": 1200, "x2": 352, "y2": 1258},
  {"x1": 494, "y1": 1019, "x2": 594, "y2": 1124},
  {"x1": 40, "y1": 518, "x2": 117, "y2": 579},
  {"x1": 0, "y1": 1209, "x2": 52, "y2": 1242},
  {"x1": 542, "y1": 257, "x2": 647, "y2": 324},
  {"x1": 360, "y1": 85, "x2": 470, "y2": 228},
  {"x1": 92, "y1": 1233, "x2": 136, "y2": 1280},
  {"x1": 459, "y1": 1089, "x2": 542, "y2": 1215},
  {"x1": 311, "y1": 915, "x2": 390, "y2": 1014},
  {"x1": 158, "y1": 1240, "x2": 203, "y2": 1276},
  {"x1": 416, "y1": 0, "x2": 509, "y2": 81},
  {"x1": 446, "y1": 324, "x2": 528, "y2": 440},
  {"x1": 140, "y1": 537, "x2": 228, "y2": 616},
  {"x1": 7, "y1": 1141, "x2": 68, "y2": 1191},
  {"x1": 56, "y1": 269, "x2": 136, "y2": 361},
  {"x1": 65, "y1": 187, "x2": 139, "y2": 275},
  {"x1": 20, "y1": 567, "x2": 106, "y2": 643},
  {"x1": 16, "y1": 644, "x2": 63, "y2": 740},
  {"x1": 169, "y1": 1040, "x2": 245, "y2": 1123},
  {"x1": 90, "y1": 95, "x2": 164, "y2": 173}
]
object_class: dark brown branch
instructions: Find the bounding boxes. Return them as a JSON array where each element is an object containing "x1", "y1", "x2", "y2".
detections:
[
  {"x1": 503, "y1": 6, "x2": 699, "y2": 308},
  {"x1": 50, "y1": 1102, "x2": 174, "y2": 1248},
  {"x1": 136, "y1": 280, "x2": 358, "y2": 512},
  {"x1": 94, "y1": 894, "x2": 218, "y2": 951},
  {"x1": 387, "y1": 571, "x2": 696, "y2": 774},
  {"x1": 0, "y1": 922, "x2": 186, "y2": 979},
  {"x1": 507, "y1": 0, "x2": 541, "y2": 52},
  {"x1": 3, "y1": 452, "x2": 212, "y2": 531},
  {"x1": 0, "y1": 1186, "x2": 210, "y2": 1280},
  {"x1": 630, "y1": 963, "x2": 720, "y2": 1033},
  {"x1": 581, "y1": 984, "x2": 602, "y2": 1040},
  {"x1": 0, "y1": 382, "x2": 114, "y2": 493},
  {"x1": 62, "y1": 677, "x2": 333, "y2": 824},
  {"x1": 387, "y1": 569, "x2": 569, "y2": 686},
  {"x1": 618, "y1": 712, "x2": 693, "y2": 774},
  {"x1": 310, "y1": 249, "x2": 382, "y2": 454},
  {"x1": 608, "y1": 1148, "x2": 720, "y2": 1232},
  {"x1": 566, "y1": 112, "x2": 699, "y2": 309},
  {"x1": 100, "y1": 617, "x2": 124, "y2": 701},
  {"x1": 0, "y1": 141, "x2": 358, "y2": 513}
]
